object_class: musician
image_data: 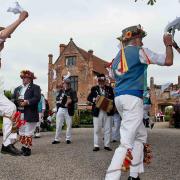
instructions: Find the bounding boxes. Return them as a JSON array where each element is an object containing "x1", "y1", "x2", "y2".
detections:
[
  {"x1": 112, "y1": 109, "x2": 121, "y2": 142},
  {"x1": 87, "y1": 74, "x2": 114, "y2": 152},
  {"x1": 105, "y1": 25, "x2": 174, "y2": 180},
  {"x1": 13, "y1": 70, "x2": 41, "y2": 156},
  {"x1": 0, "y1": 11, "x2": 28, "y2": 156},
  {"x1": 52, "y1": 79, "x2": 78, "y2": 144}
]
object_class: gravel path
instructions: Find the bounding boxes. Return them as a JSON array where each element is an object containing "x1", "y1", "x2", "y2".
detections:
[{"x1": 0, "y1": 126, "x2": 180, "y2": 180}]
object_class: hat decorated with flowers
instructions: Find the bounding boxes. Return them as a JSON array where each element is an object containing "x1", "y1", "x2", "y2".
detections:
[
  {"x1": 117, "y1": 24, "x2": 147, "y2": 42},
  {"x1": 20, "y1": 70, "x2": 36, "y2": 79}
]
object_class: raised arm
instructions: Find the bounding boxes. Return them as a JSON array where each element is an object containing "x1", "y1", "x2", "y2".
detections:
[
  {"x1": 0, "y1": 11, "x2": 28, "y2": 39},
  {"x1": 163, "y1": 34, "x2": 174, "y2": 66}
]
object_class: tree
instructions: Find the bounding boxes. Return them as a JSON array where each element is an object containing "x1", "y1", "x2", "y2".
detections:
[
  {"x1": 134, "y1": 0, "x2": 156, "y2": 5},
  {"x1": 4, "y1": 90, "x2": 13, "y2": 100}
]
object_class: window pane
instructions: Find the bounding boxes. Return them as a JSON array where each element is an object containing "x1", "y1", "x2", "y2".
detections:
[{"x1": 65, "y1": 56, "x2": 76, "y2": 66}]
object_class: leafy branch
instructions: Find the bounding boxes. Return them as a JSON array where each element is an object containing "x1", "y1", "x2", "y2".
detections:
[{"x1": 134, "y1": 0, "x2": 157, "y2": 5}]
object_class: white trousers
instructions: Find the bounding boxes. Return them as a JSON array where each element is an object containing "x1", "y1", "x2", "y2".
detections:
[
  {"x1": 0, "y1": 93, "x2": 17, "y2": 146},
  {"x1": 54, "y1": 107, "x2": 72, "y2": 141},
  {"x1": 19, "y1": 122, "x2": 37, "y2": 136},
  {"x1": 112, "y1": 112, "x2": 121, "y2": 141},
  {"x1": 93, "y1": 110, "x2": 112, "y2": 147},
  {"x1": 36, "y1": 113, "x2": 43, "y2": 128},
  {"x1": 105, "y1": 95, "x2": 147, "y2": 180}
]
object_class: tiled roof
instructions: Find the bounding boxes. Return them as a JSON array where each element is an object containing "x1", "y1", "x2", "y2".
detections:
[
  {"x1": 55, "y1": 39, "x2": 109, "y2": 75},
  {"x1": 77, "y1": 47, "x2": 108, "y2": 75}
]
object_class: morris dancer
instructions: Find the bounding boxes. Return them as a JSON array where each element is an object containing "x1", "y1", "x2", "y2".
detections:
[
  {"x1": 52, "y1": 78, "x2": 78, "y2": 144},
  {"x1": 105, "y1": 25, "x2": 174, "y2": 180},
  {"x1": 13, "y1": 70, "x2": 41, "y2": 156},
  {"x1": 87, "y1": 74, "x2": 114, "y2": 152},
  {"x1": 0, "y1": 11, "x2": 28, "y2": 156}
]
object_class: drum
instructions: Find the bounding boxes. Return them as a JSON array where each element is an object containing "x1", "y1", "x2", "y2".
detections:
[{"x1": 96, "y1": 96, "x2": 113, "y2": 113}]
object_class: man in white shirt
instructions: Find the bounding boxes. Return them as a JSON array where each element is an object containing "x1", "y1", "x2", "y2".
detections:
[
  {"x1": 105, "y1": 24, "x2": 173, "y2": 180},
  {"x1": 0, "y1": 11, "x2": 28, "y2": 156}
]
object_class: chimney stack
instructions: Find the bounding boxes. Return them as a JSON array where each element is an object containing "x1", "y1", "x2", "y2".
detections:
[
  {"x1": 48, "y1": 54, "x2": 53, "y2": 64},
  {"x1": 59, "y1": 44, "x2": 66, "y2": 55},
  {"x1": 178, "y1": 75, "x2": 180, "y2": 86},
  {"x1": 88, "y1": 49, "x2": 93, "y2": 55}
]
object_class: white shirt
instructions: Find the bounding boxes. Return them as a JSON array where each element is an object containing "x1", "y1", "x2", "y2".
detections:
[
  {"x1": 108, "y1": 45, "x2": 166, "y2": 79},
  {"x1": 139, "y1": 47, "x2": 166, "y2": 66},
  {"x1": 19, "y1": 84, "x2": 30, "y2": 99}
]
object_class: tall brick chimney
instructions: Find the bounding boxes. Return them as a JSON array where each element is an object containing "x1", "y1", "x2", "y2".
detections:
[
  {"x1": 178, "y1": 75, "x2": 180, "y2": 86},
  {"x1": 59, "y1": 44, "x2": 66, "y2": 55},
  {"x1": 48, "y1": 54, "x2": 53, "y2": 64}
]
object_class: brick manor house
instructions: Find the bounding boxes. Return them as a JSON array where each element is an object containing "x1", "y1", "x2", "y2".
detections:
[
  {"x1": 150, "y1": 76, "x2": 180, "y2": 116},
  {"x1": 47, "y1": 38, "x2": 109, "y2": 109}
]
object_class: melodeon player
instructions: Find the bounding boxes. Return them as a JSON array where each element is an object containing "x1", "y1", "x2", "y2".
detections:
[
  {"x1": 52, "y1": 78, "x2": 78, "y2": 145},
  {"x1": 87, "y1": 73, "x2": 114, "y2": 152}
]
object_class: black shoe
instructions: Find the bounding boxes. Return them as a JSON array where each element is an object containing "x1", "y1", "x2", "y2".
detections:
[
  {"x1": 52, "y1": 140, "x2": 60, "y2": 144},
  {"x1": 93, "y1": 147, "x2": 100, "y2": 151},
  {"x1": 128, "y1": 176, "x2": 140, "y2": 180},
  {"x1": 34, "y1": 135, "x2": 41, "y2": 138},
  {"x1": 112, "y1": 140, "x2": 117, "y2": 143},
  {"x1": 104, "y1": 147, "x2": 112, "y2": 151},
  {"x1": 22, "y1": 147, "x2": 31, "y2": 156},
  {"x1": 66, "y1": 140, "x2": 71, "y2": 144},
  {"x1": 20, "y1": 146, "x2": 26, "y2": 154},
  {"x1": 1, "y1": 144, "x2": 21, "y2": 156}
]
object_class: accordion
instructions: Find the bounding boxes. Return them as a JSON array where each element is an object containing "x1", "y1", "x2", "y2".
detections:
[{"x1": 96, "y1": 96, "x2": 113, "y2": 113}]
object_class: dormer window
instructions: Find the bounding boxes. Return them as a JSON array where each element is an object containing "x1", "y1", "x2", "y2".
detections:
[{"x1": 65, "y1": 56, "x2": 76, "y2": 66}]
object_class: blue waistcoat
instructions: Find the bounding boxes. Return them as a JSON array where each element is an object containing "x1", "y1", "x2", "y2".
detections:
[{"x1": 112, "y1": 46, "x2": 147, "y2": 98}]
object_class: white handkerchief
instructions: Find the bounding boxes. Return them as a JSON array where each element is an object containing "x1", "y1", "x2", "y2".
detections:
[
  {"x1": 7, "y1": 2, "x2": 23, "y2": 14},
  {"x1": 63, "y1": 71, "x2": 71, "y2": 81}
]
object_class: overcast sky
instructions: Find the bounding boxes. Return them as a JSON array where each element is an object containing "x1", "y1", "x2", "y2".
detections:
[{"x1": 0, "y1": 0, "x2": 180, "y2": 96}]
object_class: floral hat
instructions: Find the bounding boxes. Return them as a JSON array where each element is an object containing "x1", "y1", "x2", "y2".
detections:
[
  {"x1": 20, "y1": 70, "x2": 36, "y2": 79},
  {"x1": 117, "y1": 24, "x2": 147, "y2": 42}
]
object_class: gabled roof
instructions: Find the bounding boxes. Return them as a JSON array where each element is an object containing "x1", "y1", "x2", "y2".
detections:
[
  {"x1": 77, "y1": 47, "x2": 108, "y2": 75},
  {"x1": 55, "y1": 39, "x2": 108, "y2": 75}
]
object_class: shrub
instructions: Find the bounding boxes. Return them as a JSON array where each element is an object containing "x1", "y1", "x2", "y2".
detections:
[
  {"x1": 72, "y1": 110, "x2": 80, "y2": 128},
  {"x1": 79, "y1": 110, "x2": 93, "y2": 125},
  {"x1": 164, "y1": 115, "x2": 171, "y2": 122},
  {"x1": 4, "y1": 90, "x2": 13, "y2": 100}
]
